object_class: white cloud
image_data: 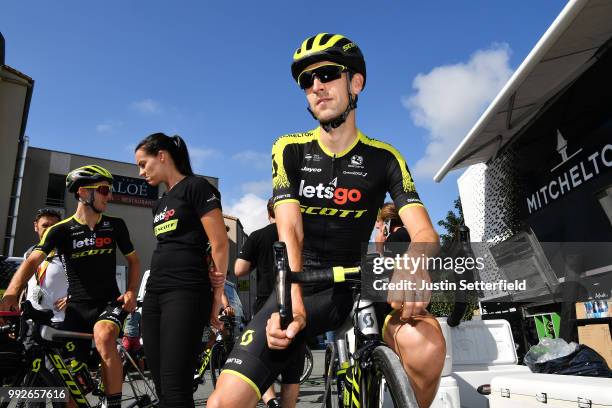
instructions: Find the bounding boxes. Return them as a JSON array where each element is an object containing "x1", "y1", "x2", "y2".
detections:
[
  {"x1": 130, "y1": 99, "x2": 163, "y2": 114},
  {"x1": 232, "y1": 150, "x2": 270, "y2": 170},
  {"x1": 404, "y1": 44, "x2": 513, "y2": 179},
  {"x1": 224, "y1": 193, "x2": 269, "y2": 234},
  {"x1": 96, "y1": 123, "x2": 113, "y2": 133},
  {"x1": 96, "y1": 120, "x2": 122, "y2": 134},
  {"x1": 189, "y1": 147, "x2": 223, "y2": 171},
  {"x1": 241, "y1": 180, "x2": 271, "y2": 197}
]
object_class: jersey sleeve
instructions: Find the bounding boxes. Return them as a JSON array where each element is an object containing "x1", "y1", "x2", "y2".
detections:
[
  {"x1": 188, "y1": 177, "x2": 223, "y2": 218},
  {"x1": 271, "y1": 138, "x2": 301, "y2": 206},
  {"x1": 386, "y1": 148, "x2": 424, "y2": 214},
  {"x1": 238, "y1": 231, "x2": 257, "y2": 263},
  {"x1": 33, "y1": 223, "x2": 62, "y2": 256},
  {"x1": 113, "y1": 217, "x2": 136, "y2": 256}
]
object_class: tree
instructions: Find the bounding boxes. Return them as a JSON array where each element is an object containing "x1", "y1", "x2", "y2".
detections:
[{"x1": 437, "y1": 197, "x2": 464, "y2": 247}]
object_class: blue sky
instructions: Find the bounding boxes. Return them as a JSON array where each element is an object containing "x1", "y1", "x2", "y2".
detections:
[{"x1": 1, "y1": 1, "x2": 567, "y2": 233}]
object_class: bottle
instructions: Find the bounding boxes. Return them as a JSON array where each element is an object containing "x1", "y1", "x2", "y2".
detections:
[{"x1": 70, "y1": 360, "x2": 95, "y2": 394}]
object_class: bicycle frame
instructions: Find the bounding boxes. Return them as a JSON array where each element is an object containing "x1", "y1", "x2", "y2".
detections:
[{"x1": 325, "y1": 296, "x2": 383, "y2": 408}]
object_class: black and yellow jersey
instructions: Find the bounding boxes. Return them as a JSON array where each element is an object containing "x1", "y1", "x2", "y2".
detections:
[
  {"x1": 272, "y1": 127, "x2": 423, "y2": 264},
  {"x1": 34, "y1": 214, "x2": 135, "y2": 302}
]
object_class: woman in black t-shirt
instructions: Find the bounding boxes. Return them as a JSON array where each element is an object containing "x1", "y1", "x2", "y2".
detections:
[{"x1": 135, "y1": 133, "x2": 228, "y2": 407}]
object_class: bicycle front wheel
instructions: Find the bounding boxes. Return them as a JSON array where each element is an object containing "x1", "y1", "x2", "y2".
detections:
[
  {"x1": 209, "y1": 343, "x2": 227, "y2": 388},
  {"x1": 298, "y1": 346, "x2": 314, "y2": 384},
  {"x1": 2, "y1": 369, "x2": 66, "y2": 408},
  {"x1": 362, "y1": 346, "x2": 419, "y2": 408}
]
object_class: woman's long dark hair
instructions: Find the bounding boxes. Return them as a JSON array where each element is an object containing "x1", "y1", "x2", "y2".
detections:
[{"x1": 135, "y1": 133, "x2": 194, "y2": 176}]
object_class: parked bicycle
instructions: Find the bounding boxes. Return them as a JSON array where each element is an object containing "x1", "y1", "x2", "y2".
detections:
[
  {"x1": 0, "y1": 301, "x2": 157, "y2": 407},
  {"x1": 274, "y1": 242, "x2": 419, "y2": 408},
  {"x1": 193, "y1": 313, "x2": 236, "y2": 391}
]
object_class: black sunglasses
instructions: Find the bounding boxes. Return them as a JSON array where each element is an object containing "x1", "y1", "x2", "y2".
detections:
[{"x1": 297, "y1": 64, "x2": 347, "y2": 90}]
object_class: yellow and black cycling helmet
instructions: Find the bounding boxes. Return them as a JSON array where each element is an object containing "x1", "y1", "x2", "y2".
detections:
[
  {"x1": 291, "y1": 33, "x2": 366, "y2": 88},
  {"x1": 66, "y1": 165, "x2": 113, "y2": 193}
]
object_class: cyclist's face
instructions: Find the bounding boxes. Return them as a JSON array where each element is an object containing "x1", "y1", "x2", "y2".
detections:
[
  {"x1": 135, "y1": 148, "x2": 163, "y2": 186},
  {"x1": 84, "y1": 182, "x2": 113, "y2": 211},
  {"x1": 34, "y1": 215, "x2": 60, "y2": 240},
  {"x1": 303, "y1": 61, "x2": 363, "y2": 123},
  {"x1": 303, "y1": 61, "x2": 349, "y2": 122}
]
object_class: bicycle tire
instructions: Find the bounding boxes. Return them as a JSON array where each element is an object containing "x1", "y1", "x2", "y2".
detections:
[
  {"x1": 323, "y1": 343, "x2": 339, "y2": 408},
  {"x1": 119, "y1": 344, "x2": 158, "y2": 407},
  {"x1": 298, "y1": 346, "x2": 314, "y2": 384},
  {"x1": 362, "y1": 346, "x2": 419, "y2": 408},
  {"x1": 209, "y1": 343, "x2": 227, "y2": 388},
  {"x1": 2, "y1": 369, "x2": 66, "y2": 408}
]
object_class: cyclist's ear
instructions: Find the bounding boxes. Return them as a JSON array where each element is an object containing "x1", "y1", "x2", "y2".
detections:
[{"x1": 351, "y1": 72, "x2": 365, "y2": 95}]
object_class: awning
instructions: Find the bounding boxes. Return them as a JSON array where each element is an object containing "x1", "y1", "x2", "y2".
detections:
[{"x1": 434, "y1": 0, "x2": 612, "y2": 182}]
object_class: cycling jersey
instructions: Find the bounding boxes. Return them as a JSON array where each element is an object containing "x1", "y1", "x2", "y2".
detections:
[
  {"x1": 272, "y1": 127, "x2": 423, "y2": 264},
  {"x1": 34, "y1": 214, "x2": 135, "y2": 302}
]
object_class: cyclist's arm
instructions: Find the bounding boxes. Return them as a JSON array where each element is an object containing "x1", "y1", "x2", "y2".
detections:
[
  {"x1": 274, "y1": 202, "x2": 306, "y2": 324},
  {"x1": 1, "y1": 251, "x2": 46, "y2": 306},
  {"x1": 234, "y1": 258, "x2": 252, "y2": 277},
  {"x1": 400, "y1": 206, "x2": 439, "y2": 254}
]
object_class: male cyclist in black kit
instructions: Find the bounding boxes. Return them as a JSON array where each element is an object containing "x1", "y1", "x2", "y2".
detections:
[
  {"x1": 1, "y1": 165, "x2": 141, "y2": 408},
  {"x1": 208, "y1": 33, "x2": 445, "y2": 408}
]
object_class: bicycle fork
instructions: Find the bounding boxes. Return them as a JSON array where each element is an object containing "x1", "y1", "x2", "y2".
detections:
[{"x1": 332, "y1": 298, "x2": 379, "y2": 408}]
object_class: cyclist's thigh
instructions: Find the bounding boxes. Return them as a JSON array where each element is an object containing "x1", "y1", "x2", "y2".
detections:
[
  {"x1": 61, "y1": 301, "x2": 100, "y2": 362},
  {"x1": 223, "y1": 293, "x2": 305, "y2": 398},
  {"x1": 96, "y1": 301, "x2": 128, "y2": 334},
  {"x1": 279, "y1": 340, "x2": 306, "y2": 384},
  {"x1": 302, "y1": 286, "x2": 353, "y2": 337}
]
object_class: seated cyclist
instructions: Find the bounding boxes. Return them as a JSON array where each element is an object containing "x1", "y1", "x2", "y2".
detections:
[
  {"x1": 1, "y1": 165, "x2": 141, "y2": 408},
  {"x1": 208, "y1": 33, "x2": 446, "y2": 408}
]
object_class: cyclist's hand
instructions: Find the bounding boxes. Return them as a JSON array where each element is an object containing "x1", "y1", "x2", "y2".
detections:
[
  {"x1": 388, "y1": 264, "x2": 432, "y2": 321},
  {"x1": 118, "y1": 290, "x2": 137, "y2": 313},
  {"x1": 266, "y1": 312, "x2": 306, "y2": 350},
  {"x1": 208, "y1": 264, "x2": 225, "y2": 289},
  {"x1": 54, "y1": 296, "x2": 67, "y2": 311}
]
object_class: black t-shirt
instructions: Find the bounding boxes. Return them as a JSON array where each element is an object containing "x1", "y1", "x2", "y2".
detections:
[
  {"x1": 148, "y1": 176, "x2": 222, "y2": 292},
  {"x1": 238, "y1": 223, "x2": 278, "y2": 299},
  {"x1": 34, "y1": 214, "x2": 135, "y2": 302},
  {"x1": 272, "y1": 127, "x2": 423, "y2": 265},
  {"x1": 384, "y1": 226, "x2": 410, "y2": 256}
]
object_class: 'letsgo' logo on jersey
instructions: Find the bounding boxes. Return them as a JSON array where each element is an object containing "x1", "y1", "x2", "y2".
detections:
[
  {"x1": 72, "y1": 237, "x2": 112, "y2": 249},
  {"x1": 298, "y1": 178, "x2": 362, "y2": 205},
  {"x1": 154, "y1": 219, "x2": 178, "y2": 236},
  {"x1": 154, "y1": 207, "x2": 176, "y2": 223}
]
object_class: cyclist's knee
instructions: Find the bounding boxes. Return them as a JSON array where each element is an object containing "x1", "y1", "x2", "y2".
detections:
[
  {"x1": 93, "y1": 322, "x2": 118, "y2": 355},
  {"x1": 207, "y1": 373, "x2": 259, "y2": 408},
  {"x1": 386, "y1": 315, "x2": 446, "y2": 360}
]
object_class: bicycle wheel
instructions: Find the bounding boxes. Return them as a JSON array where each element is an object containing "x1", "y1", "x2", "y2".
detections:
[
  {"x1": 323, "y1": 343, "x2": 349, "y2": 408},
  {"x1": 121, "y1": 346, "x2": 158, "y2": 407},
  {"x1": 209, "y1": 343, "x2": 227, "y2": 388},
  {"x1": 298, "y1": 346, "x2": 314, "y2": 384},
  {"x1": 361, "y1": 346, "x2": 419, "y2": 408},
  {"x1": 1, "y1": 369, "x2": 66, "y2": 408}
]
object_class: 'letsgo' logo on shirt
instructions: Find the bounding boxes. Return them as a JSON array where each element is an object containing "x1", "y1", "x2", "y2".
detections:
[
  {"x1": 154, "y1": 219, "x2": 178, "y2": 236},
  {"x1": 154, "y1": 207, "x2": 176, "y2": 223}
]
